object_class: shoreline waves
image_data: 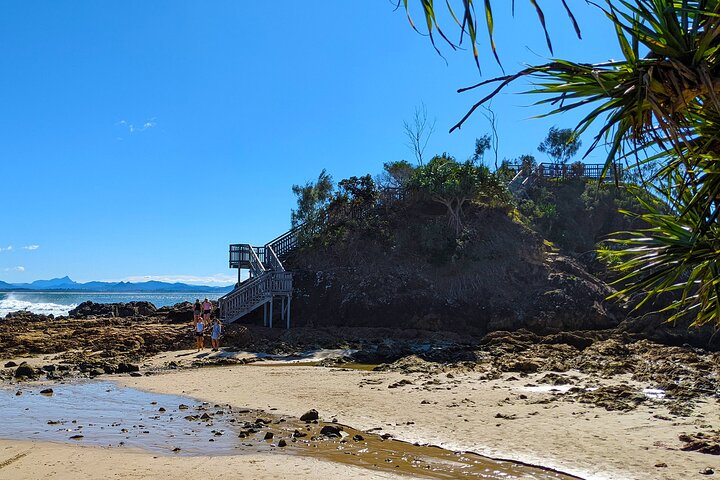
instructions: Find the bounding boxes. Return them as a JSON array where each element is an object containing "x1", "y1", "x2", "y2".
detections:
[{"x1": 0, "y1": 292, "x2": 223, "y2": 318}]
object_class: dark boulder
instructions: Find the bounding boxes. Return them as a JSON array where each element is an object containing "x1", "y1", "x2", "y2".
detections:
[
  {"x1": 14, "y1": 362, "x2": 36, "y2": 378},
  {"x1": 69, "y1": 301, "x2": 157, "y2": 319},
  {"x1": 69, "y1": 302, "x2": 114, "y2": 318},
  {"x1": 319, "y1": 425, "x2": 342, "y2": 438},
  {"x1": 157, "y1": 302, "x2": 194, "y2": 324},
  {"x1": 4, "y1": 311, "x2": 52, "y2": 322},
  {"x1": 116, "y1": 363, "x2": 140, "y2": 373}
]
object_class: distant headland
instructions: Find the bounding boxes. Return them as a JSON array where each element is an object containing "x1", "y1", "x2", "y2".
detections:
[{"x1": 0, "y1": 276, "x2": 232, "y2": 293}]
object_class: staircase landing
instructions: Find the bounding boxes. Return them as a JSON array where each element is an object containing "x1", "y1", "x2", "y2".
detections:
[{"x1": 218, "y1": 227, "x2": 300, "y2": 327}]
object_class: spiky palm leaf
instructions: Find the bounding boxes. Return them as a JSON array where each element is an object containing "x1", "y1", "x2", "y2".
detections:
[
  {"x1": 395, "y1": 0, "x2": 581, "y2": 70},
  {"x1": 605, "y1": 179, "x2": 720, "y2": 326}
]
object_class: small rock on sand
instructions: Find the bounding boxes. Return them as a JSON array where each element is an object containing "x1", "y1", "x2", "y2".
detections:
[
  {"x1": 320, "y1": 425, "x2": 342, "y2": 438},
  {"x1": 300, "y1": 409, "x2": 319, "y2": 422}
]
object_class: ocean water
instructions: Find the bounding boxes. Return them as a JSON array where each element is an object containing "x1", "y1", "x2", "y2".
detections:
[{"x1": 0, "y1": 292, "x2": 224, "y2": 318}]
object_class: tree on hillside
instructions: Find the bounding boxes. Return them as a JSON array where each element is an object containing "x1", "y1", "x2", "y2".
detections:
[
  {"x1": 377, "y1": 160, "x2": 415, "y2": 190},
  {"x1": 396, "y1": 1, "x2": 720, "y2": 326},
  {"x1": 471, "y1": 134, "x2": 491, "y2": 165},
  {"x1": 537, "y1": 127, "x2": 581, "y2": 165},
  {"x1": 291, "y1": 169, "x2": 334, "y2": 236},
  {"x1": 410, "y1": 154, "x2": 509, "y2": 235},
  {"x1": 336, "y1": 175, "x2": 378, "y2": 209}
]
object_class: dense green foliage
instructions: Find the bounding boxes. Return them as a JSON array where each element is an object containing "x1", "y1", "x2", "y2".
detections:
[
  {"x1": 291, "y1": 169, "x2": 334, "y2": 244},
  {"x1": 409, "y1": 154, "x2": 511, "y2": 235},
  {"x1": 518, "y1": 178, "x2": 645, "y2": 254},
  {"x1": 291, "y1": 153, "x2": 513, "y2": 258}
]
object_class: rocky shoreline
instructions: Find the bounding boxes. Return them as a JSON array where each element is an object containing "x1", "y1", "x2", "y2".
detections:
[
  {"x1": 3, "y1": 300, "x2": 720, "y2": 477},
  {"x1": 2, "y1": 302, "x2": 719, "y2": 408}
]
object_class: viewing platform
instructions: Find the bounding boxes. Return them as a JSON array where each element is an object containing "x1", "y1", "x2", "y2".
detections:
[
  {"x1": 507, "y1": 162, "x2": 623, "y2": 196},
  {"x1": 218, "y1": 227, "x2": 300, "y2": 328}
]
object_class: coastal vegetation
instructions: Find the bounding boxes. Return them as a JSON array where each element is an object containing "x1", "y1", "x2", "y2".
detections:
[{"x1": 397, "y1": 0, "x2": 720, "y2": 326}]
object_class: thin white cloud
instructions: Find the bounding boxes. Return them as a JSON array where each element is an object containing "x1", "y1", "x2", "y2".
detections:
[
  {"x1": 0, "y1": 246, "x2": 13, "y2": 252},
  {"x1": 116, "y1": 118, "x2": 156, "y2": 135},
  {"x1": 4, "y1": 266, "x2": 24, "y2": 272},
  {"x1": 22, "y1": 245, "x2": 39, "y2": 251},
  {"x1": 119, "y1": 274, "x2": 235, "y2": 286}
]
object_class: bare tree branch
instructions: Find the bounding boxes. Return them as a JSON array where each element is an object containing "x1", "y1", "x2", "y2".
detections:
[{"x1": 403, "y1": 102, "x2": 436, "y2": 166}]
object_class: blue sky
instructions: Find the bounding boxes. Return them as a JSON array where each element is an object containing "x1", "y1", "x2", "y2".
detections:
[{"x1": 1, "y1": 1, "x2": 621, "y2": 285}]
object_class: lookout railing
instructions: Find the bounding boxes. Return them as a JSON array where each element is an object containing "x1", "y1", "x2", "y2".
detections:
[
  {"x1": 505, "y1": 162, "x2": 622, "y2": 181},
  {"x1": 506, "y1": 162, "x2": 623, "y2": 197}
]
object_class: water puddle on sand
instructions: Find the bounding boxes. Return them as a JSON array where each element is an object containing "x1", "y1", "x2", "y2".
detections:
[{"x1": 0, "y1": 382, "x2": 579, "y2": 479}]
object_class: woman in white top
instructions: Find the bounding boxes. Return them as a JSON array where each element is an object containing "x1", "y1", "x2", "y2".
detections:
[{"x1": 194, "y1": 318, "x2": 205, "y2": 351}]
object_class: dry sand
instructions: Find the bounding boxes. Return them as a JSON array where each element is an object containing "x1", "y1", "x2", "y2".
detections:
[{"x1": 1, "y1": 348, "x2": 718, "y2": 479}]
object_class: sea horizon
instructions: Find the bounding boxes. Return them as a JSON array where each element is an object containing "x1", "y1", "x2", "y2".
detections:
[{"x1": 0, "y1": 291, "x2": 225, "y2": 318}]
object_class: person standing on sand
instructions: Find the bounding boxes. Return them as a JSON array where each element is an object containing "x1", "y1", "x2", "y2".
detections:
[
  {"x1": 202, "y1": 298, "x2": 212, "y2": 322},
  {"x1": 193, "y1": 299, "x2": 202, "y2": 322},
  {"x1": 194, "y1": 317, "x2": 205, "y2": 351},
  {"x1": 210, "y1": 319, "x2": 222, "y2": 352}
]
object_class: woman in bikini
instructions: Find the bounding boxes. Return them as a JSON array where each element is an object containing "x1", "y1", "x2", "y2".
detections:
[{"x1": 202, "y1": 298, "x2": 212, "y2": 322}]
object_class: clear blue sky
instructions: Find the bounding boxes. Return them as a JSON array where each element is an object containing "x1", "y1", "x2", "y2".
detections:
[{"x1": 1, "y1": 1, "x2": 621, "y2": 285}]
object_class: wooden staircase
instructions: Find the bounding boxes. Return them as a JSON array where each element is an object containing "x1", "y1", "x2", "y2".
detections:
[
  {"x1": 508, "y1": 166, "x2": 539, "y2": 197},
  {"x1": 218, "y1": 227, "x2": 301, "y2": 327}
]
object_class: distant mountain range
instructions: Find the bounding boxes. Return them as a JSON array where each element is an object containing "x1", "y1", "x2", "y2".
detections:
[{"x1": 0, "y1": 276, "x2": 233, "y2": 293}]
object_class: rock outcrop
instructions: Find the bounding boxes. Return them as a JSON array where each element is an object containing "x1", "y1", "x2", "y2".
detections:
[
  {"x1": 287, "y1": 209, "x2": 621, "y2": 335},
  {"x1": 69, "y1": 301, "x2": 156, "y2": 318}
]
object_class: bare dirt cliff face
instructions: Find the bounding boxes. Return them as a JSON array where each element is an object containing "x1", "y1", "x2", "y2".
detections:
[{"x1": 286, "y1": 208, "x2": 622, "y2": 335}]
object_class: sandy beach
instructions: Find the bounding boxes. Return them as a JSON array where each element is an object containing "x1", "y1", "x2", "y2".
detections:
[
  {"x1": 0, "y1": 439, "x2": 410, "y2": 480},
  {"x1": 2, "y1": 346, "x2": 717, "y2": 480}
]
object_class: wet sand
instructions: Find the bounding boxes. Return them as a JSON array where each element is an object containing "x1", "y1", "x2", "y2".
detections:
[
  {"x1": 121, "y1": 350, "x2": 719, "y2": 480},
  {"x1": 0, "y1": 382, "x2": 571, "y2": 479},
  {"x1": 0, "y1": 440, "x2": 412, "y2": 480}
]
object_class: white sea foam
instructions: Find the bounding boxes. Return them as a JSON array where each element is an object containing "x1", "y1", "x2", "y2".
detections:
[{"x1": 0, "y1": 294, "x2": 76, "y2": 318}]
